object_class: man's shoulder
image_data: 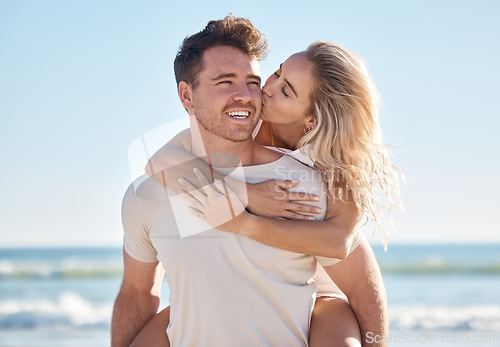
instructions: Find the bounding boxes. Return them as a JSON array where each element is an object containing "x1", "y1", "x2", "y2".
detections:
[
  {"x1": 123, "y1": 174, "x2": 170, "y2": 203},
  {"x1": 251, "y1": 143, "x2": 283, "y2": 165}
]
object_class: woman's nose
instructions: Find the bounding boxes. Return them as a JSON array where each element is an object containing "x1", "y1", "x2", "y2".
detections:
[{"x1": 262, "y1": 81, "x2": 272, "y2": 97}]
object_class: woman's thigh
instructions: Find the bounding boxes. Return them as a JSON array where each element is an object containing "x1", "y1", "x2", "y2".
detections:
[
  {"x1": 130, "y1": 298, "x2": 360, "y2": 346},
  {"x1": 130, "y1": 306, "x2": 170, "y2": 347},
  {"x1": 309, "y1": 297, "x2": 361, "y2": 347}
]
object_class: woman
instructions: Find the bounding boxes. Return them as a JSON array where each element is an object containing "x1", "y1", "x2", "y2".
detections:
[{"x1": 135, "y1": 41, "x2": 401, "y2": 346}]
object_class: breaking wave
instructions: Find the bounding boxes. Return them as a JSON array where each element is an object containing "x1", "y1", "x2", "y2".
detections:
[
  {"x1": 0, "y1": 260, "x2": 122, "y2": 279},
  {"x1": 0, "y1": 292, "x2": 112, "y2": 329},
  {"x1": 389, "y1": 305, "x2": 500, "y2": 332}
]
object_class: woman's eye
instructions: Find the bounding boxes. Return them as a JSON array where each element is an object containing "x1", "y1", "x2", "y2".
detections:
[
  {"x1": 274, "y1": 71, "x2": 280, "y2": 78},
  {"x1": 281, "y1": 86, "x2": 289, "y2": 97}
]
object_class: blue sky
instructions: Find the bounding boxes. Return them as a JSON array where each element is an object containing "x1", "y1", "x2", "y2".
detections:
[{"x1": 1, "y1": 1, "x2": 499, "y2": 247}]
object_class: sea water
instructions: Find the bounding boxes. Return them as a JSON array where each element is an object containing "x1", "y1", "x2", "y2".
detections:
[
  {"x1": 0, "y1": 244, "x2": 499, "y2": 346},
  {"x1": 374, "y1": 244, "x2": 500, "y2": 346}
]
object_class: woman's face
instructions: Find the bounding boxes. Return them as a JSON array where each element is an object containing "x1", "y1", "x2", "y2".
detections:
[{"x1": 261, "y1": 52, "x2": 315, "y2": 127}]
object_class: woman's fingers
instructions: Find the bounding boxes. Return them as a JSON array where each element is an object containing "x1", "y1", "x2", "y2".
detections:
[
  {"x1": 285, "y1": 201, "x2": 322, "y2": 215},
  {"x1": 246, "y1": 179, "x2": 322, "y2": 218},
  {"x1": 274, "y1": 179, "x2": 299, "y2": 190},
  {"x1": 193, "y1": 167, "x2": 221, "y2": 196},
  {"x1": 282, "y1": 210, "x2": 316, "y2": 221},
  {"x1": 285, "y1": 190, "x2": 320, "y2": 202},
  {"x1": 177, "y1": 177, "x2": 207, "y2": 201},
  {"x1": 193, "y1": 167, "x2": 211, "y2": 185},
  {"x1": 188, "y1": 206, "x2": 207, "y2": 220},
  {"x1": 275, "y1": 179, "x2": 320, "y2": 202},
  {"x1": 213, "y1": 179, "x2": 228, "y2": 195},
  {"x1": 179, "y1": 189, "x2": 205, "y2": 212}
]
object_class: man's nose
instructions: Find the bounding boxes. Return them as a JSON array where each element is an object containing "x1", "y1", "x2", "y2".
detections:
[{"x1": 233, "y1": 83, "x2": 252, "y2": 103}]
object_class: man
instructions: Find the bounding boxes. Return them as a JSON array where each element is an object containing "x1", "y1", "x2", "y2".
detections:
[{"x1": 112, "y1": 16, "x2": 387, "y2": 346}]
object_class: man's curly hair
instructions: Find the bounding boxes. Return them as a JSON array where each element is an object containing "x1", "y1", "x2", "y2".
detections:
[{"x1": 174, "y1": 15, "x2": 268, "y2": 88}]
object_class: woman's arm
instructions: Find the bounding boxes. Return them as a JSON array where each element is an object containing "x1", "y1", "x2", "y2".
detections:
[
  {"x1": 180, "y1": 171, "x2": 360, "y2": 260},
  {"x1": 238, "y1": 193, "x2": 360, "y2": 259},
  {"x1": 146, "y1": 128, "x2": 213, "y2": 193},
  {"x1": 145, "y1": 130, "x2": 321, "y2": 219}
]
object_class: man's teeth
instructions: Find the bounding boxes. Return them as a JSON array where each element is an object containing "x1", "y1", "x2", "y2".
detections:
[{"x1": 227, "y1": 111, "x2": 249, "y2": 118}]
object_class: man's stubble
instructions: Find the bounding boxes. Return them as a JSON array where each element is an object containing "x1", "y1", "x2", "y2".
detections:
[{"x1": 193, "y1": 102, "x2": 260, "y2": 143}]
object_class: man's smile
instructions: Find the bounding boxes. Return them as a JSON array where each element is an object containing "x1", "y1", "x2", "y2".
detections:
[{"x1": 227, "y1": 110, "x2": 250, "y2": 119}]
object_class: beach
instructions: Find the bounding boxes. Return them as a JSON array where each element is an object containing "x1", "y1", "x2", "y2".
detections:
[{"x1": 0, "y1": 244, "x2": 499, "y2": 346}]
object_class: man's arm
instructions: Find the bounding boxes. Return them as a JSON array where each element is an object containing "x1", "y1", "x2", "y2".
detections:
[
  {"x1": 111, "y1": 249, "x2": 165, "y2": 347},
  {"x1": 322, "y1": 237, "x2": 388, "y2": 347}
]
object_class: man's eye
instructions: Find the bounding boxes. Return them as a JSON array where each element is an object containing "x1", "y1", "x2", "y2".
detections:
[
  {"x1": 218, "y1": 81, "x2": 231, "y2": 84},
  {"x1": 249, "y1": 81, "x2": 261, "y2": 87}
]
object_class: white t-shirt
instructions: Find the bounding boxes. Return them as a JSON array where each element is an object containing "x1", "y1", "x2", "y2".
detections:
[
  {"x1": 123, "y1": 154, "x2": 343, "y2": 346},
  {"x1": 253, "y1": 120, "x2": 361, "y2": 301}
]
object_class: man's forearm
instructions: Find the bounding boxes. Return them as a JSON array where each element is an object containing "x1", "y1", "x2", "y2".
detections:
[
  {"x1": 348, "y1": 276, "x2": 388, "y2": 346},
  {"x1": 111, "y1": 291, "x2": 160, "y2": 347},
  {"x1": 324, "y1": 237, "x2": 389, "y2": 346}
]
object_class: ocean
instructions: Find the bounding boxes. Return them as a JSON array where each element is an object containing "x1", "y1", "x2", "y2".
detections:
[{"x1": 0, "y1": 244, "x2": 499, "y2": 346}]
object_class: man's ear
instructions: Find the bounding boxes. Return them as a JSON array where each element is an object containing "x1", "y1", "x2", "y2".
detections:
[{"x1": 179, "y1": 81, "x2": 194, "y2": 112}]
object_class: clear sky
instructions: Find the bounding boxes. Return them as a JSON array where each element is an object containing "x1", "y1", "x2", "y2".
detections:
[{"x1": 1, "y1": 1, "x2": 499, "y2": 247}]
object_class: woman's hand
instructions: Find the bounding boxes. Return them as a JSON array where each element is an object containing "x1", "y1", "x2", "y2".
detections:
[
  {"x1": 246, "y1": 180, "x2": 322, "y2": 220},
  {"x1": 178, "y1": 168, "x2": 249, "y2": 232}
]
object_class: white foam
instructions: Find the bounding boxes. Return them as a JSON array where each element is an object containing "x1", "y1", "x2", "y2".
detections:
[
  {"x1": 0, "y1": 260, "x2": 14, "y2": 275},
  {"x1": 0, "y1": 292, "x2": 112, "y2": 329},
  {"x1": 390, "y1": 305, "x2": 500, "y2": 332},
  {"x1": 1, "y1": 293, "x2": 499, "y2": 333},
  {"x1": 0, "y1": 260, "x2": 122, "y2": 279}
]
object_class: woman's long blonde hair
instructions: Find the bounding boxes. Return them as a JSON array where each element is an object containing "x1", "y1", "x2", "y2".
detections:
[{"x1": 299, "y1": 41, "x2": 402, "y2": 247}]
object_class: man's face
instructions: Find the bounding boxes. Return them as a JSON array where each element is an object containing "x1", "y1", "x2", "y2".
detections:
[{"x1": 188, "y1": 45, "x2": 262, "y2": 143}]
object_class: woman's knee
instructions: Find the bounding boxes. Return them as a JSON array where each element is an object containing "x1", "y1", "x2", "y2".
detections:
[
  {"x1": 130, "y1": 306, "x2": 170, "y2": 347},
  {"x1": 309, "y1": 297, "x2": 361, "y2": 347}
]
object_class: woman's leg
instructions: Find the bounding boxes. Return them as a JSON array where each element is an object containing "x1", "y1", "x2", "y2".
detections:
[
  {"x1": 309, "y1": 297, "x2": 362, "y2": 347},
  {"x1": 130, "y1": 299, "x2": 361, "y2": 346},
  {"x1": 130, "y1": 306, "x2": 170, "y2": 347}
]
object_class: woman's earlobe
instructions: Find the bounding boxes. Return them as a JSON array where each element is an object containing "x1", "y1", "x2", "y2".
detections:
[{"x1": 304, "y1": 115, "x2": 316, "y2": 130}]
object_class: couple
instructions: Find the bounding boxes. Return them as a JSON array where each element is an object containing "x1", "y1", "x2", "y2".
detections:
[{"x1": 112, "y1": 15, "x2": 400, "y2": 347}]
